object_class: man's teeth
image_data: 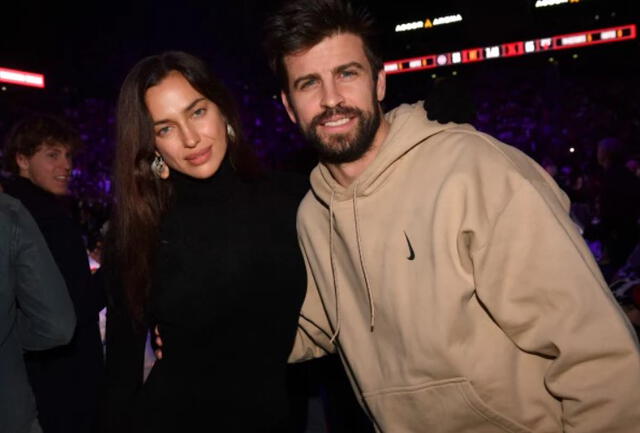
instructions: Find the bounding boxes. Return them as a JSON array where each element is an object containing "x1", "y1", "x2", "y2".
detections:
[{"x1": 324, "y1": 117, "x2": 350, "y2": 127}]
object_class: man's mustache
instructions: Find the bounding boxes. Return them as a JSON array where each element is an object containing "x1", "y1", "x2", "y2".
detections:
[{"x1": 311, "y1": 105, "x2": 363, "y2": 129}]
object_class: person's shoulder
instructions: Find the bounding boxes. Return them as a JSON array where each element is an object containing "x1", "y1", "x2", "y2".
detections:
[
  {"x1": 0, "y1": 192, "x2": 40, "y2": 246},
  {"x1": 0, "y1": 192, "x2": 29, "y2": 221},
  {"x1": 271, "y1": 170, "x2": 310, "y2": 199},
  {"x1": 1, "y1": 177, "x2": 51, "y2": 215},
  {"x1": 249, "y1": 169, "x2": 310, "y2": 203},
  {"x1": 0, "y1": 190, "x2": 20, "y2": 207},
  {"x1": 434, "y1": 126, "x2": 511, "y2": 157},
  {"x1": 1, "y1": 177, "x2": 31, "y2": 197},
  {"x1": 297, "y1": 188, "x2": 322, "y2": 224},
  {"x1": 420, "y1": 126, "x2": 540, "y2": 176},
  {"x1": 0, "y1": 193, "x2": 16, "y2": 229},
  {"x1": 410, "y1": 126, "x2": 568, "y2": 206}
]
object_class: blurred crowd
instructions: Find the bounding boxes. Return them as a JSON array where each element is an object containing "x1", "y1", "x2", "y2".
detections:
[{"x1": 2, "y1": 61, "x2": 639, "y2": 318}]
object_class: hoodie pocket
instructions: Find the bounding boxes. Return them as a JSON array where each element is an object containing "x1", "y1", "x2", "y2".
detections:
[{"x1": 362, "y1": 377, "x2": 534, "y2": 433}]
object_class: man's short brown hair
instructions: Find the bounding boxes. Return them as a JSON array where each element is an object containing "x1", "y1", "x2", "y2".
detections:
[{"x1": 263, "y1": 0, "x2": 383, "y2": 94}]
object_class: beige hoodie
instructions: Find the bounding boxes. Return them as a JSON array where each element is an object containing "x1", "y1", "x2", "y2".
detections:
[{"x1": 292, "y1": 102, "x2": 640, "y2": 433}]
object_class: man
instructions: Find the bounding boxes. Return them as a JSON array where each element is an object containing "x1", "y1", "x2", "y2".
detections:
[
  {"x1": 263, "y1": 1, "x2": 640, "y2": 432},
  {"x1": 2, "y1": 115, "x2": 105, "y2": 433},
  {"x1": 0, "y1": 192, "x2": 76, "y2": 433},
  {"x1": 595, "y1": 137, "x2": 640, "y2": 278}
]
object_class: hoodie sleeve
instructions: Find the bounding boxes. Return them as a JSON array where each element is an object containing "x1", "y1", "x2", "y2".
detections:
[
  {"x1": 472, "y1": 179, "x2": 640, "y2": 433},
  {"x1": 289, "y1": 239, "x2": 336, "y2": 363},
  {"x1": 13, "y1": 201, "x2": 76, "y2": 350}
]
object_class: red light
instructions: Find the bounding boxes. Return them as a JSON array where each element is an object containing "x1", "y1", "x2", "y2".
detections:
[
  {"x1": 0, "y1": 67, "x2": 45, "y2": 88},
  {"x1": 385, "y1": 24, "x2": 637, "y2": 75},
  {"x1": 553, "y1": 25, "x2": 636, "y2": 50},
  {"x1": 502, "y1": 42, "x2": 524, "y2": 57},
  {"x1": 384, "y1": 55, "x2": 437, "y2": 74},
  {"x1": 462, "y1": 48, "x2": 484, "y2": 62}
]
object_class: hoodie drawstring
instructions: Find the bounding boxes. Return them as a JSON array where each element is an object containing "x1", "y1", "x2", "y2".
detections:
[
  {"x1": 329, "y1": 191, "x2": 341, "y2": 343},
  {"x1": 352, "y1": 188, "x2": 376, "y2": 332},
  {"x1": 328, "y1": 187, "x2": 376, "y2": 343}
]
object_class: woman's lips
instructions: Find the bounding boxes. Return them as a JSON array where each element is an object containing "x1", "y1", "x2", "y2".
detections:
[{"x1": 185, "y1": 146, "x2": 212, "y2": 166}]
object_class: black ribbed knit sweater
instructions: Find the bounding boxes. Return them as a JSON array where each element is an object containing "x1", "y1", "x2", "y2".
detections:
[{"x1": 104, "y1": 161, "x2": 307, "y2": 432}]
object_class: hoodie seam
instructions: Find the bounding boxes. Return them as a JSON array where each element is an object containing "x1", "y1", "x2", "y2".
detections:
[
  {"x1": 298, "y1": 315, "x2": 334, "y2": 355},
  {"x1": 471, "y1": 184, "x2": 526, "y2": 254},
  {"x1": 472, "y1": 180, "x2": 609, "y2": 296}
]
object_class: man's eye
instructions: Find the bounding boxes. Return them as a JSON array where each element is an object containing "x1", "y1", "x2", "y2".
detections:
[
  {"x1": 340, "y1": 70, "x2": 357, "y2": 78},
  {"x1": 47, "y1": 152, "x2": 59, "y2": 158},
  {"x1": 193, "y1": 107, "x2": 206, "y2": 117},
  {"x1": 300, "y1": 79, "x2": 317, "y2": 90}
]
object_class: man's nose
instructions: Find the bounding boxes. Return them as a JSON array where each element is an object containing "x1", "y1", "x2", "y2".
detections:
[{"x1": 320, "y1": 80, "x2": 345, "y2": 109}]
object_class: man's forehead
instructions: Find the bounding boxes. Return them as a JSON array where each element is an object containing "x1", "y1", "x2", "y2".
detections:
[
  {"x1": 284, "y1": 33, "x2": 370, "y2": 77},
  {"x1": 37, "y1": 141, "x2": 73, "y2": 153}
]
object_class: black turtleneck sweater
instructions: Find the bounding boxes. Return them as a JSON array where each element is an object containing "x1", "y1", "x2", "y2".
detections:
[{"x1": 104, "y1": 161, "x2": 307, "y2": 433}]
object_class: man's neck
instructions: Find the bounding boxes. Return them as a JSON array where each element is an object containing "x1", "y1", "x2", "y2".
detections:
[{"x1": 325, "y1": 118, "x2": 390, "y2": 187}]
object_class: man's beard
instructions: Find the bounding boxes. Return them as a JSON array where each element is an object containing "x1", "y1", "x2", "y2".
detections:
[{"x1": 302, "y1": 101, "x2": 381, "y2": 164}]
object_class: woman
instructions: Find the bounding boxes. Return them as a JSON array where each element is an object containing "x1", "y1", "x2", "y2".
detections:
[{"x1": 103, "y1": 51, "x2": 306, "y2": 432}]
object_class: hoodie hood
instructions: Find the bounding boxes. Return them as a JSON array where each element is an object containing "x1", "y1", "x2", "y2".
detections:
[
  {"x1": 310, "y1": 101, "x2": 459, "y2": 203},
  {"x1": 308, "y1": 101, "x2": 461, "y2": 337}
]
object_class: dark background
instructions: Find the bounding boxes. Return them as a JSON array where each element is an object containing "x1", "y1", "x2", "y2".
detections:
[
  {"x1": 1, "y1": 3, "x2": 639, "y2": 431},
  {"x1": 1, "y1": 0, "x2": 638, "y2": 102},
  {"x1": 2, "y1": 0, "x2": 638, "y2": 194}
]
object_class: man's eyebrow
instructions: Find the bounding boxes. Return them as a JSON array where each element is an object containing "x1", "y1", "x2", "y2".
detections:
[
  {"x1": 292, "y1": 73, "x2": 321, "y2": 90},
  {"x1": 333, "y1": 62, "x2": 365, "y2": 74},
  {"x1": 292, "y1": 62, "x2": 366, "y2": 90},
  {"x1": 152, "y1": 97, "x2": 207, "y2": 126}
]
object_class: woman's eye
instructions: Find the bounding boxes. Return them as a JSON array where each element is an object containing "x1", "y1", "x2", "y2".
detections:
[{"x1": 157, "y1": 126, "x2": 171, "y2": 137}]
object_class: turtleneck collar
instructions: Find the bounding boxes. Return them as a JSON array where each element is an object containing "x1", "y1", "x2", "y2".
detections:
[
  {"x1": 2, "y1": 176, "x2": 72, "y2": 219},
  {"x1": 9, "y1": 176, "x2": 54, "y2": 198},
  {"x1": 168, "y1": 156, "x2": 238, "y2": 204}
]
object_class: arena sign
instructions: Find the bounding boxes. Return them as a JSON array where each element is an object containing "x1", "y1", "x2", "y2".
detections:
[
  {"x1": 395, "y1": 14, "x2": 463, "y2": 32},
  {"x1": 384, "y1": 24, "x2": 635, "y2": 74},
  {"x1": 0, "y1": 67, "x2": 45, "y2": 88},
  {"x1": 535, "y1": 0, "x2": 581, "y2": 8}
]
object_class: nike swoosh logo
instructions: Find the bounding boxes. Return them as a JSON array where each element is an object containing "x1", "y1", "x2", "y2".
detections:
[{"x1": 404, "y1": 231, "x2": 415, "y2": 260}]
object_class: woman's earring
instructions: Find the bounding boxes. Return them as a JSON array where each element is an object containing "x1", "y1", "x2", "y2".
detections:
[
  {"x1": 226, "y1": 123, "x2": 236, "y2": 141},
  {"x1": 151, "y1": 154, "x2": 167, "y2": 179}
]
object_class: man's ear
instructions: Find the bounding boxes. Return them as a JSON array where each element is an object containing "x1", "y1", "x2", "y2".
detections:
[
  {"x1": 16, "y1": 153, "x2": 30, "y2": 174},
  {"x1": 376, "y1": 68, "x2": 386, "y2": 102},
  {"x1": 280, "y1": 91, "x2": 298, "y2": 124}
]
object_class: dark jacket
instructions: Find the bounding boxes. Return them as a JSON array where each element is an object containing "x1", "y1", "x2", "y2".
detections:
[
  {"x1": 0, "y1": 193, "x2": 76, "y2": 433},
  {"x1": 3, "y1": 177, "x2": 105, "y2": 433},
  {"x1": 599, "y1": 164, "x2": 640, "y2": 269}
]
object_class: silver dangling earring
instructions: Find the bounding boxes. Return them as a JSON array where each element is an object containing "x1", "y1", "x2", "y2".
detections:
[
  {"x1": 226, "y1": 123, "x2": 236, "y2": 141},
  {"x1": 151, "y1": 154, "x2": 166, "y2": 179}
]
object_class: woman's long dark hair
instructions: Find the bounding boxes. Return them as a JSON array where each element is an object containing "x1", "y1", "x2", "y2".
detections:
[{"x1": 109, "y1": 51, "x2": 258, "y2": 323}]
